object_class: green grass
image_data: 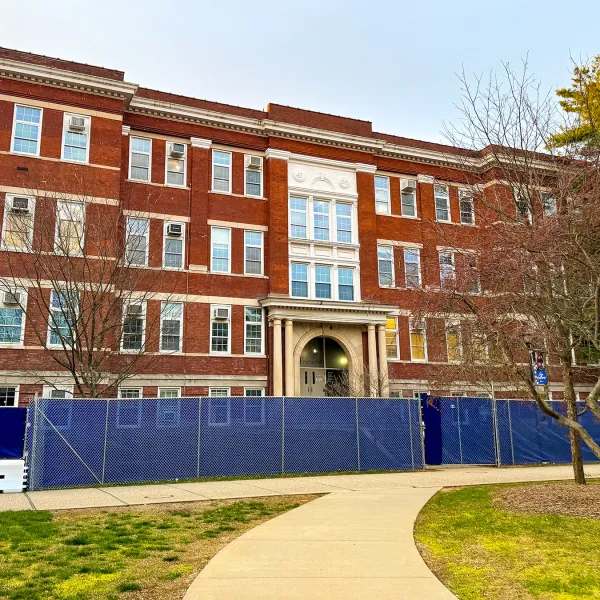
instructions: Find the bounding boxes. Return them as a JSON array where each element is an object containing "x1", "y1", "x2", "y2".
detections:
[
  {"x1": 0, "y1": 497, "x2": 313, "y2": 599},
  {"x1": 415, "y1": 484, "x2": 600, "y2": 599}
]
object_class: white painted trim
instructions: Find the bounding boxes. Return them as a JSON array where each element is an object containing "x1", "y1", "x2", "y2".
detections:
[
  {"x1": 244, "y1": 230, "x2": 264, "y2": 276},
  {"x1": 265, "y1": 148, "x2": 290, "y2": 161},
  {"x1": 210, "y1": 226, "x2": 231, "y2": 274},
  {"x1": 209, "y1": 304, "x2": 232, "y2": 356},
  {"x1": 243, "y1": 306, "x2": 264, "y2": 356},
  {"x1": 60, "y1": 112, "x2": 91, "y2": 164},
  {"x1": 212, "y1": 149, "x2": 232, "y2": 194},
  {"x1": 1, "y1": 194, "x2": 35, "y2": 252},
  {"x1": 10, "y1": 103, "x2": 43, "y2": 157},
  {"x1": 164, "y1": 141, "x2": 187, "y2": 188},
  {"x1": 128, "y1": 136, "x2": 152, "y2": 183},
  {"x1": 190, "y1": 137, "x2": 212, "y2": 149},
  {"x1": 159, "y1": 300, "x2": 183, "y2": 354},
  {"x1": 208, "y1": 219, "x2": 268, "y2": 232},
  {"x1": 162, "y1": 220, "x2": 186, "y2": 270}
]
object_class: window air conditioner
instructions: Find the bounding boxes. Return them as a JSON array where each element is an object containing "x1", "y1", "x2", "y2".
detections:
[
  {"x1": 69, "y1": 116, "x2": 86, "y2": 131},
  {"x1": 166, "y1": 223, "x2": 183, "y2": 236},
  {"x1": 3, "y1": 290, "x2": 21, "y2": 305},
  {"x1": 401, "y1": 179, "x2": 417, "y2": 193},
  {"x1": 127, "y1": 303, "x2": 143, "y2": 316},
  {"x1": 10, "y1": 196, "x2": 30, "y2": 212},
  {"x1": 246, "y1": 155, "x2": 262, "y2": 169},
  {"x1": 213, "y1": 307, "x2": 230, "y2": 320},
  {"x1": 459, "y1": 189, "x2": 473, "y2": 200},
  {"x1": 170, "y1": 143, "x2": 185, "y2": 158}
]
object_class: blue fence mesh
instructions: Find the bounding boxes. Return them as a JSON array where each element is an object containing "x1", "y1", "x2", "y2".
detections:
[{"x1": 0, "y1": 408, "x2": 27, "y2": 459}]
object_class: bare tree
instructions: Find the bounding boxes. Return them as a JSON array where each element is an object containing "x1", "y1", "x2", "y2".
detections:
[{"x1": 323, "y1": 362, "x2": 389, "y2": 398}]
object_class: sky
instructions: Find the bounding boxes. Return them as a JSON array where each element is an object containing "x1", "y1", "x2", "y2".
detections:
[{"x1": 1, "y1": 0, "x2": 599, "y2": 144}]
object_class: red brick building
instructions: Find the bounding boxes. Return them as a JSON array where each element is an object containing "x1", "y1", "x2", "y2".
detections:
[{"x1": 0, "y1": 48, "x2": 590, "y2": 406}]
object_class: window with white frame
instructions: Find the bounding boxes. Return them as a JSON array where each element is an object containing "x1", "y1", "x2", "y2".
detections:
[
  {"x1": 541, "y1": 191, "x2": 556, "y2": 216},
  {"x1": 0, "y1": 387, "x2": 18, "y2": 407},
  {"x1": 55, "y1": 201, "x2": 84, "y2": 256},
  {"x1": 122, "y1": 301, "x2": 146, "y2": 351},
  {"x1": 210, "y1": 305, "x2": 231, "y2": 354},
  {"x1": 12, "y1": 105, "x2": 42, "y2": 155},
  {"x1": 400, "y1": 178, "x2": 417, "y2": 217},
  {"x1": 245, "y1": 155, "x2": 263, "y2": 196},
  {"x1": 438, "y1": 251, "x2": 455, "y2": 287},
  {"x1": 209, "y1": 388, "x2": 230, "y2": 426},
  {"x1": 125, "y1": 218, "x2": 149, "y2": 266},
  {"x1": 119, "y1": 388, "x2": 142, "y2": 398},
  {"x1": 163, "y1": 221, "x2": 184, "y2": 269},
  {"x1": 514, "y1": 188, "x2": 532, "y2": 223},
  {"x1": 472, "y1": 331, "x2": 488, "y2": 362},
  {"x1": 244, "y1": 307, "x2": 263, "y2": 355},
  {"x1": 291, "y1": 263, "x2": 308, "y2": 297},
  {"x1": 338, "y1": 268, "x2": 354, "y2": 301},
  {"x1": 290, "y1": 197, "x2": 307, "y2": 239},
  {"x1": 117, "y1": 389, "x2": 142, "y2": 428},
  {"x1": 410, "y1": 318, "x2": 427, "y2": 362},
  {"x1": 378, "y1": 245, "x2": 394, "y2": 287},
  {"x1": 166, "y1": 142, "x2": 187, "y2": 187},
  {"x1": 48, "y1": 290, "x2": 77, "y2": 348},
  {"x1": 129, "y1": 137, "x2": 151, "y2": 182},
  {"x1": 385, "y1": 317, "x2": 399, "y2": 359},
  {"x1": 336, "y1": 203, "x2": 353, "y2": 243},
  {"x1": 160, "y1": 302, "x2": 183, "y2": 353},
  {"x1": 313, "y1": 200, "x2": 330, "y2": 241},
  {"x1": 211, "y1": 227, "x2": 231, "y2": 273},
  {"x1": 315, "y1": 265, "x2": 332, "y2": 299},
  {"x1": 0, "y1": 288, "x2": 25, "y2": 345},
  {"x1": 158, "y1": 387, "x2": 181, "y2": 398},
  {"x1": 244, "y1": 230, "x2": 263, "y2": 275},
  {"x1": 62, "y1": 114, "x2": 90, "y2": 163},
  {"x1": 212, "y1": 150, "x2": 231, "y2": 192},
  {"x1": 465, "y1": 253, "x2": 481, "y2": 294},
  {"x1": 2, "y1": 194, "x2": 35, "y2": 251},
  {"x1": 244, "y1": 395, "x2": 265, "y2": 425},
  {"x1": 43, "y1": 386, "x2": 73, "y2": 398},
  {"x1": 374, "y1": 176, "x2": 390, "y2": 214},
  {"x1": 156, "y1": 395, "x2": 181, "y2": 427},
  {"x1": 244, "y1": 388, "x2": 264, "y2": 396},
  {"x1": 459, "y1": 189, "x2": 475, "y2": 224},
  {"x1": 403, "y1": 247, "x2": 421, "y2": 288},
  {"x1": 434, "y1": 184, "x2": 450, "y2": 222},
  {"x1": 446, "y1": 321, "x2": 462, "y2": 362}
]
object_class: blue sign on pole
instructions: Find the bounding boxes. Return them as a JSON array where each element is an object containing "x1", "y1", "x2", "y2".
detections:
[{"x1": 535, "y1": 369, "x2": 548, "y2": 385}]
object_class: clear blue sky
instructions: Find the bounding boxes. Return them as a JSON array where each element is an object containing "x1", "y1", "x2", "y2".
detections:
[{"x1": 1, "y1": 0, "x2": 598, "y2": 143}]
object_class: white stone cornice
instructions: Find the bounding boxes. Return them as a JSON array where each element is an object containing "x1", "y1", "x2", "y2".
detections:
[
  {"x1": 417, "y1": 174, "x2": 435, "y2": 184},
  {"x1": 265, "y1": 148, "x2": 291, "y2": 161},
  {"x1": 355, "y1": 163, "x2": 377, "y2": 174},
  {"x1": 190, "y1": 137, "x2": 212, "y2": 149},
  {"x1": 122, "y1": 125, "x2": 130, "y2": 136}
]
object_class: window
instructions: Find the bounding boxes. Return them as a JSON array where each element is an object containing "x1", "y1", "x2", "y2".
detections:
[
  {"x1": 0, "y1": 387, "x2": 18, "y2": 407},
  {"x1": 166, "y1": 142, "x2": 187, "y2": 187},
  {"x1": 245, "y1": 307, "x2": 263, "y2": 355},
  {"x1": 439, "y1": 251, "x2": 455, "y2": 287},
  {"x1": 378, "y1": 245, "x2": 394, "y2": 287},
  {"x1": 514, "y1": 188, "x2": 532, "y2": 223},
  {"x1": 336, "y1": 203, "x2": 352, "y2": 243},
  {"x1": 389, "y1": 391, "x2": 402, "y2": 398},
  {"x1": 2, "y1": 195, "x2": 35, "y2": 251},
  {"x1": 0, "y1": 290, "x2": 25, "y2": 345},
  {"x1": 160, "y1": 302, "x2": 183, "y2": 353},
  {"x1": 385, "y1": 317, "x2": 399, "y2": 359},
  {"x1": 541, "y1": 192, "x2": 556, "y2": 216},
  {"x1": 163, "y1": 221, "x2": 184, "y2": 269},
  {"x1": 338, "y1": 268, "x2": 354, "y2": 301},
  {"x1": 245, "y1": 156, "x2": 263, "y2": 196},
  {"x1": 375, "y1": 176, "x2": 390, "y2": 214},
  {"x1": 466, "y1": 254, "x2": 481, "y2": 294},
  {"x1": 129, "y1": 137, "x2": 151, "y2": 182},
  {"x1": 210, "y1": 305, "x2": 230, "y2": 354},
  {"x1": 315, "y1": 265, "x2": 332, "y2": 299},
  {"x1": 157, "y1": 396, "x2": 181, "y2": 428},
  {"x1": 122, "y1": 301, "x2": 146, "y2": 351},
  {"x1": 12, "y1": 105, "x2": 42, "y2": 155},
  {"x1": 434, "y1": 185, "x2": 450, "y2": 222},
  {"x1": 62, "y1": 114, "x2": 90, "y2": 163},
  {"x1": 117, "y1": 389, "x2": 142, "y2": 428},
  {"x1": 446, "y1": 321, "x2": 462, "y2": 362},
  {"x1": 291, "y1": 263, "x2": 308, "y2": 297},
  {"x1": 212, "y1": 150, "x2": 231, "y2": 192},
  {"x1": 211, "y1": 227, "x2": 231, "y2": 273},
  {"x1": 125, "y1": 218, "x2": 149, "y2": 266},
  {"x1": 208, "y1": 393, "x2": 230, "y2": 426},
  {"x1": 55, "y1": 201, "x2": 84, "y2": 256},
  {"x1": 244, "y1": 230, "x2": 263, "y2": 275},
  {"x1": 403, "y1": 248, "x2": 421, "y2": 288},
  {"x1": 244, "y1": 395, "x2": 265, "y2": 425},
  {"x1": 244, "y1": 388, "x2": 264, "y2": 396},
  {"x1": 410, "y1": 319, "x2": 427, "y2": 361},
  {"x1": 290, "y1": 197, "x2": 307, "y2": 239},
  {"x1": 472, "y1": 332, "x2": 488, "y2": 362},
  {"x1": 119, "y1": 388, "x2": 142, "y2": 398},
  {"x1": 401, "y1": 179, "x2": 417, "y2": 217},
  {"x1": 313, "y1": 200, "x2": 330, "y2": 241},
  {"x1": 459, "y1": 190, "x2": 474, "y2": 224},
  {"x1": 158, "y1": 388, "x2": 181, "y2": 398},
  {"x1": 48, "y1": 290, "x2": 77, "y2": 348}
]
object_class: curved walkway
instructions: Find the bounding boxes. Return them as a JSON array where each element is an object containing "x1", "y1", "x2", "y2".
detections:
[{"x1": 184, "y1": 464, "x2": 600, "y2": 600}]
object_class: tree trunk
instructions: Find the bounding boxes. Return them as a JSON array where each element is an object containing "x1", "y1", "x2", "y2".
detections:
[{"x1": 563, "y1": 359, "x2": 586, "y2": 484}]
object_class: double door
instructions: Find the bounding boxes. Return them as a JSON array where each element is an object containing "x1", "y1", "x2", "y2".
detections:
[{"x1": 300, "y1": 368, "x2": 326, "y2": 397}]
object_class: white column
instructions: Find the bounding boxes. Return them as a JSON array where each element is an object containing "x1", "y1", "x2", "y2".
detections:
[
  {"x1": 272, "y1": 319, "x2": 283, "y2": 397},
  {"x1": 367, "y1": 323, "x2": 378, "y2": 398},
  {"x1": 377, "y1": 324, "x2": 389, "y2": 397},
  {"x1": 284, "y1": 319, "x2": 294, "y2": 396}
]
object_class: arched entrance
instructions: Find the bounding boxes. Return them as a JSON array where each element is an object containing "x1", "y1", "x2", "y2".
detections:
[{"x1": 299, "y1": 337, "x2": 349, "y2": 397}]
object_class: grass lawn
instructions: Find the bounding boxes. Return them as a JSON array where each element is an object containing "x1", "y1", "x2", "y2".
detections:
[
  {"x1": 415, "y1": 483, "x2": 600, "y2": 599},
  {"x1": 0, "y1": 495, "x2": 316, "y2": 600}
]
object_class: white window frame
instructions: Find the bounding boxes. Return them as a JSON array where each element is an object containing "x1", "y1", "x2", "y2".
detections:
[
  {"x1": 165, "y1": 141, "x2": 187, "y2": 188},
  {"x1": 2, "y1": 194, "x2": 36, "y2": 252},
  {"x1": 55, "y1": 200, "x2": 85, "y2": 257},
  {"x1": 244, "y1": 230, "x2": 264, "y2": 276},
  {"x1": 128, "y1": 136, "x2": 152, "y2": 182},
  {"x1": 210, "y1": 304, "x2": 231, "y2": 355},
  {"x1": 212, "y1": 150, "x2": 232, "y2": 193},
  {"x1": 244, "y1": 394, "x2": 265, "y2": 425},
  {"x1": 472, "y1": 331, "x2": 489, "y2": 363},
  {"x1": 445, "y1": 320, "x2": 462, "y2": 363},
  {"x1": 11, "y1": 104, "x2": 43, "y2": 157},
  {"x1": 210, "y1": 226, "x2": 231, "y2": 274},
  {"x1": 159, "y1": 301, "x2": 183, "y2": 354},
  {"x1": 400, "y1": 178, "x2": 418, "y2": 218},
  {"x1": 244, "y1": 155, "x2": 263, "y2": 197},
  {"x1": 61, "y1": 113, "x2": 91, "y2": 164},
  {"x1": 158, "y1": 387, "x2": 182, "y2": 398},
  {"x1": 314, "y1": 264, "x2": 332, "y2": 299},
  {"x1": 42, "y1": 385, "x2": 74, "y2": 399},
  {"x1": 312, "y1": 199, "x2": 331, "y2": 241},
  {"x1": 290, "y1": 262, "x2": 309, "y2": 298},
  {"x1": 208, "y1": 389, "x2": 231, "y2": 426},
  {"x1": 156, "y1": 396, "x2": 181, "y2": 428},
  {"x1": 434, "y1": 184, "x2": 451, "y2": 222},
  {"x1": 125, "y1": 217, "x2": 149, "y2": 267},
  {"x1": 116, "y1": 390, "x2": 143, "y2": 428},
  {"x1": 438, "y1": 251, "x2": 456, "y2": 288},
  {"x1": 289, "y1": 196, "x2": 308, "y2": 239},
  {"x1": 121, "y1": 300, "x2": 147, "y2": 353},
  {"x1": 0, "y1": 386, "x2": 19, "y2": 407},
  {"x1": 374, "y1": 176, "x2": 390, "y2": 214},
  {"x1": 335, "y1": 202, "x2": 353, "y2": 244},
  {"x1": 244, "y1": 306, "x2": 264, "y2": 356},
  {"x1": 458, "y1": 189, "x2": 475, "y2": 225},
  {"x1": 378, "y1": 244, "x2": 395, "y2": 287},
  {"x1": 403, "y1": 247, "x2": 421, "y2": 288},
  {"x1": 409, "y1": 318, "x2": 428, "y2": 362},
  {"x1": 337, "y1": 267, "x2": 355, "y2": 302},
  {"x1": 47, "y1": 289, "x2": 77, "y2": 349},
  {"x1": 0, "y1": 287, "x2": 27, "y2": 347},
  {"x1": 385, "y1": 316, "x2": 399, "y2": 361},
  {"x1": 514, "y1": 188, "x2": 532, "y2": 224},
  {"x1": 541, "y1": 191, "x2": 557, "y2": 216},
  {"x1": 163, "y1": 221, "x2": 185, "y2": 270}
]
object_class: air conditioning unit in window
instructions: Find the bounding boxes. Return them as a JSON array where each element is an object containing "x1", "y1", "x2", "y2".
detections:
[
  {"x1": 170, "y1": 143, "x2": 185, "y2": 158},
  {"x1": 245, "y1": 155, "x2": 262, "y2": 169},
  {"x1": 3, "y1": 290, "x2": 21, "y2": 305},
  {"x1": 166, "y1": 223, "x2": 183, "y2": 236},
  {"x1": 127, "y1": 303, "x2": 143, "y2": 316},
  {"x1": 10, "y1": 196, "x2": 30, "y2": 213},
  {"x1": 459, "y1": 189, "x2": 473, "y2": 200},
  {"x1": 212, "y1": 306, "x2": 230, "y2": 320},
  {"x1": 69, "y1": 116, "x2": 86, "y2": 131},
  {"x1": 401, "y1": 179, "x2": 417, "y2": 193}
]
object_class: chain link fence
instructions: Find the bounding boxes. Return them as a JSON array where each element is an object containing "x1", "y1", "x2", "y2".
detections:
[{"x1": 26, "y1": 396, "x2": 423, "y2": 490}]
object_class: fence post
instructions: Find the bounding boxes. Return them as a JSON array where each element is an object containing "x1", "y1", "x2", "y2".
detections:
[
  {"x1": 457, "y1": 397, "x2": 464, "y2": 464},
  {"x1": 418, "y1": 396, "x2": 426, "y2": 469},
  {"x1": 281, "y1": 397, "x2": 285, "y2": 474},
  {"x1": 491, "y1": 395, "x2": 501, "y2": 467},
  {"x1": 507, "y1": 399, "x2": 515, "y2": 465},
  {"x1": 355, "y1": 397, "x2": 361, "y2": 472},
  {"x1": 196, "y1": 397, "x2": 202, "y2": 478},
  {"x1": 101, "y1": 398, "x2": 110, "y2": 484},
  {"x1": 407, "y1": 398, "x2": 415, "y2": 471},
  {"x1": 29, "y1": 394, "x2": 39, "y2": 491}
]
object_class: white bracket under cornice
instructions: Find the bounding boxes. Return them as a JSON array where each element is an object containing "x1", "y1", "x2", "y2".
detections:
[
  {"x1": 355, "y1": 163, "x2": 377, "y2": 174},
  {"x1": 265, "y1": 148, "x2": 291, "y2": 161},
  {"x1": 190, "y1": 137, "x2": 212, "y2": 149},
  {"x1": 417, "y1": 174, "x2": 435, "y2": 184},
  {"x1": 122, "y1": 125, "x2": 131, "y2": 136}
]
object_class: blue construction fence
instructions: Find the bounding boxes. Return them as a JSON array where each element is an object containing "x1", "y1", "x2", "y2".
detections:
[{"x1": 0, "y1": 407, "x2": 27, "y2": 459}]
